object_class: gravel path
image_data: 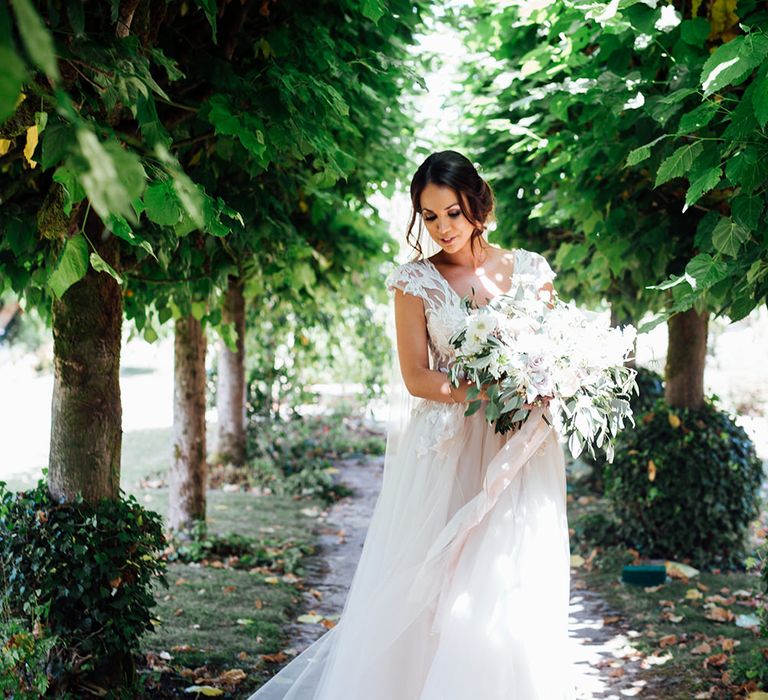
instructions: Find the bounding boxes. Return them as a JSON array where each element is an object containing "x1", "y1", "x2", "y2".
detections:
[{"x1": 282, "y1": 455, "x2": 664, "y2": 699}]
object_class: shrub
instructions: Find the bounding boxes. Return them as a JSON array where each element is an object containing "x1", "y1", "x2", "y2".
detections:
[
  {"x1": 242, "y1": 411, "x2": 383, "y2": 502},
  {"x1": 0, "y1": 616, "x2": 59, "y2": 699},
  {"x1": 0, "y1": 478, "x2": 168, "y2": 690},
  {"x1": 603, "y1": 397, "x2": 764, "y2": 570},
  {"x1": 165, "y1": 521, "x2": 313, "y2": 575}
]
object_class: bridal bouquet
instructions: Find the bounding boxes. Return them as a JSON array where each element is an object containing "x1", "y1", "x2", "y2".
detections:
[{"x1": 447, "y1": 285, "x2": 638, "y2": 462}]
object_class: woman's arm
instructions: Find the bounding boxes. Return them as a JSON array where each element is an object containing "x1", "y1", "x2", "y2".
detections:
[{"x1": 393, "y1": 288, "x2": 478, "y2": 403}]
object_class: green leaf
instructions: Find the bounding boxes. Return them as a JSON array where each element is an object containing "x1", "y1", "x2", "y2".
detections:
[
  {"x1": 193, "y1": 0, "x2": 217, "y2": 42},
  {"x1": 143, "y1": 325, "x2": 158, "y2": 343},
  {"x1": 190, "y1": 301, "x2": 206, "y2": 321},
  {"x1": 103, "y1": 212, "x2": 155, "y2": 259},
  {"x1": 41, "y1": 121, "x2": 73, "y2": 169},
  {"x1": 655, "y1": 142, "x2": 703, "y2": 187},
  {"x1": 680, "y1": 18, "x2": 710, "y2": 45},
  {"x1": 9, "y1": 0, "x2": 60, "y2": 81},
  {"x1": 361, "y1": 0, "x2": 386, "y2": 23},
  {"x1": 48, "y1": 233, "x2": 88, "y2": 298},
  {"x1": 731, "y1": 194, "x2": 763, "y2": 230},
  {"x1": 711, "y1": 217, "x2": 750, "y2": 256},
  {"x1": 678, "y1": 101, "x2": 719, "y2": 134},
  {"x1": 53, "y1": 166, "x2": 86, "y2": 215},
  {"x1": 0, "y1": 47, "x2": 26, "y2": 122},
  {"x1": 751, "y1": 65, "x2": 768, "y2": 128},
  {"x1": 700, "y1": 34, "x2": 768, "y2": 98},
  {"x1": 683, "y1": 166, "x2": 721, "y2": 211},
  {"x1": 74, "y1": 130, "x2": 147, "y2": 222},
  {"x1": 144, "y1": 181, "x2": 182, "y2": 226},
  {"x1": 150, "y1": 48, "x2": 185, "y2": 82},
  {"x1": 685, "y1": 254, "x2": 729, "y2": 289},
  {"x1": 626, "y1": 135, "x2": 666, "y2": 166},
  {"x1": 724, "y1": 147, "x2": 762, "y2": 193},
  {"x1": 89, "y1": 252, "x2": 122, "y2": 284}
]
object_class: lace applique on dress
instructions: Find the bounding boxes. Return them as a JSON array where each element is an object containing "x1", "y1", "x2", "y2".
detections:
[{"x1": 385, "y1": 250, "x2": 557, "y2": 458}]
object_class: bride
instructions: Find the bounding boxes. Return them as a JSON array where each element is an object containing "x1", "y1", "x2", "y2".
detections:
[{"x1": 247, "y1": 150, "x2": 575, "y2": 699}]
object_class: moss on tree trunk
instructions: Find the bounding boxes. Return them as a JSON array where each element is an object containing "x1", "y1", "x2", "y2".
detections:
[
  {"x1": 665, "y1": 308, "x2": 708, "y2": 409},
  {"x1": 169, "y1": 314, "x2": 207, "y2": 531},
  {"x1": 216, "y1": 276, "x2": 246, "y2": 466},
  {"x1": 48, "y1": 236, "x2": 122, "y2": 503}
]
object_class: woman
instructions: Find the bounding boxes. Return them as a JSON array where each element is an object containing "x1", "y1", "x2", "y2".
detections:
[{"x1": 248, "y1": 150, "x2": 575, "y2": 699}]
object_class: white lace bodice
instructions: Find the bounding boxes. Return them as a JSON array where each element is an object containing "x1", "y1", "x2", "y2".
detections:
[{"x1": 385, "y1": 249, "x2": 557, "y2": 372}]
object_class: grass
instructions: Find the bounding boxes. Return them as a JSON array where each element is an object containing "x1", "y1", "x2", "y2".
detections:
[
  {"x1": 127, "y1": 411, "x2": 383, "y2": 698},
  {"x1": 126, "y1": 435, "x2": 330, "y2": 698},
  {"x1": 567, "y1": 461, "x2": 768, "y2": 699}
]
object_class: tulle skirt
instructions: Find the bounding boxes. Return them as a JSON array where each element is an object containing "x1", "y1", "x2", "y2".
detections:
[{"x1": 247, "y1": 400, "x2": 575, "y2": 700}]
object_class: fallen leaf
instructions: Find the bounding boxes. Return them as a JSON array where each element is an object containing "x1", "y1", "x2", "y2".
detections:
[
  {"x1": 703, "y1": 652, "x2": 728, "y2": 668},
  {"x1": 297, "y1": 613, "x2": 324, "y2": 624},
  {"x1": 691, "y1": 642, "x2": 712, "y2": 655},
  {"x1": 685, "y1": 588, "x2": 703, "y2": 600},
  {"x1": 261, "y1": 651, "x2": 288, "y2": 663},
  {"x1": 647, "y1": 459, "x2": 657, "y2": 481},
  {"x1": 704, "y1": 606, "x2": 735, "y2": 623},
  {"x1": 184, "y1": 686, "x2": 223, "y2": 696},
  {"x1": 666, "y1": 561, "x2": 700, "y2": 579},
  {"x1": 659, "y1": 634, "x2": 678, "y2": 647},
  {"x1": 735, "y1": 613, "x2": 760, "y2": 629}
]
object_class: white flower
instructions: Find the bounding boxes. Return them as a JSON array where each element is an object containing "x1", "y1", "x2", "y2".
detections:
[
  {"x1": 460, "y1": 334, "x2": 484, "y2": 356},
  {"x1": 554, "y1": 367, "x2": 581, "y2": 399},
  {"x1": 623, "y1": 92, "x2": 645, "y2": 110},
  {"x1": 467, "y1": 313, "x2": 497, "y2": 338},
  {"x1": 655, "y1": 4, "x2": 681, "y2": 32},
  {"x1": 634, "y1": 33, "x2": 653, "y2": 50}
]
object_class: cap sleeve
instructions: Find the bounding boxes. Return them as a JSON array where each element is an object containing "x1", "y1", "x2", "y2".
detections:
[
  {"x1": 386, "y1": 261, "x2": 422, "y2": 297},
  {"x1": 527, "y1": 251, "x2": 557, "y2": 287}
]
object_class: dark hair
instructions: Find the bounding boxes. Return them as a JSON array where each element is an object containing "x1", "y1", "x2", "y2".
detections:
[{"x1": 406, "y1": 150, "x2": 495, "y2": 259}]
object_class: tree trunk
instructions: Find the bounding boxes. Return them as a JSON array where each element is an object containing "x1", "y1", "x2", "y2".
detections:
[
  {"x1": 169, "y1": 315, "x2": 207, "y2": 531},
  {"x1": 664, "y1": 308, "x2": 708, "y2": 409},
  {"x1": 216, "y1": 276, "x2": 247, "y2": 465},
  {"x1": 610, "y1": 305, "x2": 637, "y2": 369},
  {"x1": 49, "y1": 237, "x2": 122, "y2": 503}
]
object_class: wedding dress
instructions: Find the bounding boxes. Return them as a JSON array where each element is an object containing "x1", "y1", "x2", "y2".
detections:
[{"x1": 247, "y1": 248, "x2": 575, "y2": 700}]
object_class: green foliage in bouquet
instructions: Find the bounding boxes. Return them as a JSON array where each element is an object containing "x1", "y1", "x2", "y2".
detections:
[
  {"x1": 580, "y1": 366, "x2": 665, "y2": 489},
  {"x1": 604, "y1": 397, "x2": 763, "y2": 569},
  {"x1": 0, "y1": 478, "x2": 168, "y2": 688}
]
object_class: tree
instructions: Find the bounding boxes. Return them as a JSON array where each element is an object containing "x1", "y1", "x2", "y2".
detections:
[
  {"x1": 0, "y1": 0, "x2": 433, "y2": 514},
  {"x1": 453, "y1": 0, "x2": 768, "y2": 409}
]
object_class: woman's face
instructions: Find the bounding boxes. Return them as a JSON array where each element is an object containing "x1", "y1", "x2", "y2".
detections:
[{"x1": 419, "y1": 182, "x2": 477, "y2": 254}]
